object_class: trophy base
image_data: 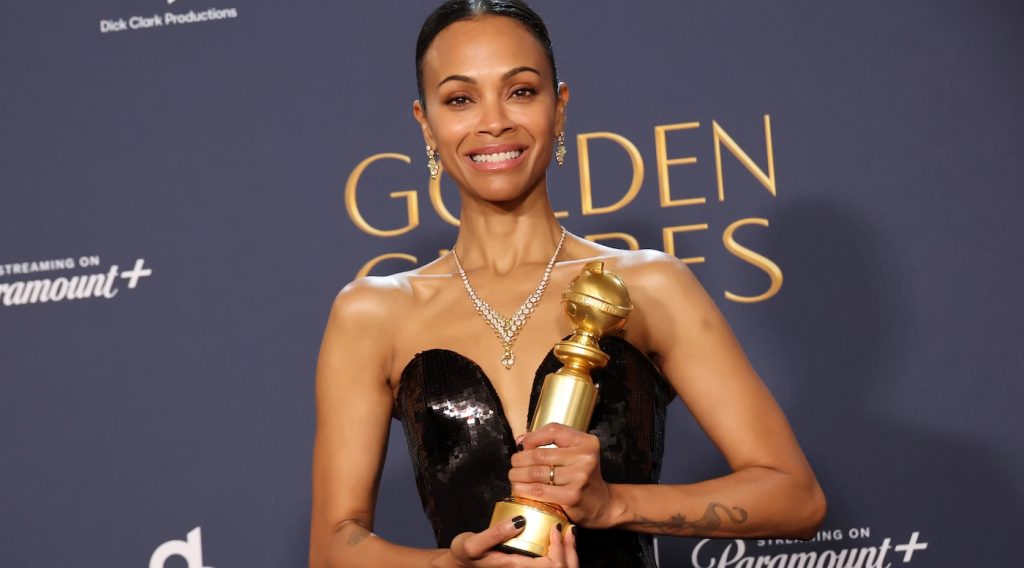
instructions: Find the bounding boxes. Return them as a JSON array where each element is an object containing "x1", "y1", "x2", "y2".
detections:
[{"x1": 490, "y1": 497, "x2": 568, "y2": 557}]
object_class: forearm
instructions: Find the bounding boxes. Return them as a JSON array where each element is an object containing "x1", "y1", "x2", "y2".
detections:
[
  {"x1": 602, "y1": 466, "x2": 825, "y2": 539},
  {"x1": 313, "y1": 521, "x2": 454, "y2": 568}
]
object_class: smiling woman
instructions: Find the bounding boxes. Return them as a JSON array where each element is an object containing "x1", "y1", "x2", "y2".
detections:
[
  {"x1": 412, "y1": 13, "x2": 567, "y2": 206},
  {"x1": 309, "y1": 2, "x2": 825, "y2": 568}
]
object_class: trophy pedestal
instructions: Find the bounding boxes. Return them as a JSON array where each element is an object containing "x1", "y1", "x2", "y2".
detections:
[{"x1": 490, "y1": 497, "x2": 567, "y2": 557}]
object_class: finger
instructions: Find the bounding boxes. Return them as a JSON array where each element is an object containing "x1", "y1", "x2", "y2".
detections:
[
  {"x1": 508, "y1": 463, "x2": 575, "y2": 484},
  {"x1": 509, "y1": 462, "x2": 565, "y2": 485},
  {"x1": 520, "y1": 423, "x2": 588, "y2": 450},
  {"x1": 545, "y1": 523, "x2": 566, "y2": 565},
  {"x1": 564, "y1": 526, "x2": 579, "y2": 568},
  {"x1": 459, "y1": 516, "x2": 526, "y2": 559},
  {"x1": 510, "y1": 445, "x2": 577, "y2": 468},
  {"x1": 510, "y1": 481, "x2": 578, "y2": 507}
]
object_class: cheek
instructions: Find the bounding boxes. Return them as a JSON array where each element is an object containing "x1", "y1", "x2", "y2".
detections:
[
  {"x1": 430, "y1": 114, "x2": 474, "y2": 149},
  {"x1": 512, "y1": 105, "x2": 557, "y2": 133}
]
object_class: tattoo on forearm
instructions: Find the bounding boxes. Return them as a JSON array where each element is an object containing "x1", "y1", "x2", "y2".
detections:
[{"x1": 633, "y1": 502, "x2": 748, "y2": 537}]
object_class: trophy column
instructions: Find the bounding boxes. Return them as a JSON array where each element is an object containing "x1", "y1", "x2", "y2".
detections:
[{"x1": 489, "y1": 261, "x2": 632, "y2": 557}]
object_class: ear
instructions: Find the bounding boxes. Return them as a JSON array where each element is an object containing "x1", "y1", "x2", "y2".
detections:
[
  {"x1": 554, "y1": 82, "x2": 570, "y2": 136},
  {"x1": 412, "y1": 100, "x2": 437, "y2": 149}
]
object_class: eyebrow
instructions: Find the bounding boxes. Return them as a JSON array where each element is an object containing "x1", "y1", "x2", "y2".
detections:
[{"x1": 437, "y1": 66, "x2": 541, "y2": 88}]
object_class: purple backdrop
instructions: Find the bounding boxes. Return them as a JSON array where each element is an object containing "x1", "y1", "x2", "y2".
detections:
[{"x1": 2, "y1": 1, "x2": 1022, "y2": 566}]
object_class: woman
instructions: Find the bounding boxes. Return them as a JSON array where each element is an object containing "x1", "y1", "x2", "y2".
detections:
[{"x1": 309, "y1": 1, "x2": 826, "y2": 566}]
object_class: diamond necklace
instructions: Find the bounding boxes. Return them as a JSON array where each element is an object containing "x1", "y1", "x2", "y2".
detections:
[{"x1": 451, "y1": 227, "x2": 567, "y2": 370}]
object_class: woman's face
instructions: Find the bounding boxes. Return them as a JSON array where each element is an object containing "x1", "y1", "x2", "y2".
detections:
[{"x1": 414, "y1": 15, "x2": 568, "y2": 204}]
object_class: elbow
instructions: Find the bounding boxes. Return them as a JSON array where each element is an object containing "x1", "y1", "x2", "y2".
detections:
[
  {"x1": 309, "y1": 536, "x2": 339, "y2": 568},
  {"x1": 792, "y1": 478, "x2": 827, "y2": 540},
  {"x1": 310, "y1": 520, "x2": 361, "y2": 568}
]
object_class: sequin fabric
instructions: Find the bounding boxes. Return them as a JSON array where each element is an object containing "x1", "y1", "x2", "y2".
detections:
[{"x1": 395, "y1": 336, "x2": 672, "y2": 567}]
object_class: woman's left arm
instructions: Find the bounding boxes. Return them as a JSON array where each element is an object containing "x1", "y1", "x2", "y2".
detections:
[{"x1": 511, "y1": 253, "x2": 826, "y2": 539}]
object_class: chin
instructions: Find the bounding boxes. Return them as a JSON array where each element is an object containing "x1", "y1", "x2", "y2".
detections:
[
  {"x1": 475, "y1": 179, "x2": 544, "y2": 204},
  {"x1": 475, "y1": 188, "x2": 531, "y2": 205},
  {"x1": 452, "y1": 170, "x2": 541, "y2": 204}
]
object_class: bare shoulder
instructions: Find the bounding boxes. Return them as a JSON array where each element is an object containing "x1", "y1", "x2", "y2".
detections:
[
  {"x1": 321, "y1": 269, "x2": 424, "y2": 364},
  {"x1": 329, "y1": 273, "x2": 411, "y2": 324},
  {"x1": 605, "y1": 250, "x2": 710, "y2": 319},
  {"x1": 322, "y1": 260, "x2": 451, "y2": 374},
  {"x1": 617, "y1": 249, "x2": 704, "y2": 296},
  {"x1": 565, "y1": 241, "x2": 701, "y2": 298},
  {"x1": 560, "y1": 241, "x2": 712, "y2": 353},
  {"x1": 316, "y1": 273, "x2": 417, "y2": 403},
  {"x1": 327, "y1": 257, "x2": 449, "y2": 326}
]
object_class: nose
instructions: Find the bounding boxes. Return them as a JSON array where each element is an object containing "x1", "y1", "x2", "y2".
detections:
[{"x1": 476, "y1": 97, "x2": 514, "y2": 137}]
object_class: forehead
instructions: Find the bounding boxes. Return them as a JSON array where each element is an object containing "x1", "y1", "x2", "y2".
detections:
[{"x1": 421, "y1": 15, "x2": 551, "y2": 82}]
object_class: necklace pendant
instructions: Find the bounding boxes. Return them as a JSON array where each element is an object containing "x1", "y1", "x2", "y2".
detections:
[{"x1": 501, "y1": 348, "x2": 515, "y2": 370}]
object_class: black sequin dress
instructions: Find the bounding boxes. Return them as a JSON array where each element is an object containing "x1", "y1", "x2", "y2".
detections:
[{"x1": 395, "y1": 336, "x2": 672, "y2": 567}]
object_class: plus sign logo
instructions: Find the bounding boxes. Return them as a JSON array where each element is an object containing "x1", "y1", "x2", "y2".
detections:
[
  {"x1": 894, "y1": 532, "x2": 928, "y2": 563},
  {"x1": 120, "y1": 258, "x2": 153, "y2": 289}
]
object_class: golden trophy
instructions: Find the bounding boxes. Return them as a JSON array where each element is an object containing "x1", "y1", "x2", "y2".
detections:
[{"x1": 489, "y1": 261, "x2": 632, "y2": 557}]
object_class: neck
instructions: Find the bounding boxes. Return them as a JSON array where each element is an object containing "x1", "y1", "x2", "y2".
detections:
[{"x1": 452, "y1": 182, "x2": 564, "y2": 275}]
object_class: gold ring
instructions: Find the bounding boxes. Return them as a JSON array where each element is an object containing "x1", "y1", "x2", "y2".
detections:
[{"x1": 548, "y1": 465, "x2": 556, "y2": 485}]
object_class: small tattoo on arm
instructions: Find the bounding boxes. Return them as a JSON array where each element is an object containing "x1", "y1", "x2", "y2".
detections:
[{"x1": 633, "y1": 502, "x2": 748, "y2": 537}]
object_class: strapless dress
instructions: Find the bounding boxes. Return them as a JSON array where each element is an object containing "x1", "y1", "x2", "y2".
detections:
[{"x1": 394, "y1": 336, "x2": 672, "y2": 567}]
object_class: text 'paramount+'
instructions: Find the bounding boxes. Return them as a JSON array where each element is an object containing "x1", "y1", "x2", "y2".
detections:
[
  {"x1": 690, "y1": 529, "x2": 929, "y2": 568},
  {"x1": 0, "y1": 258, "x2": 153, "y2": 307}
]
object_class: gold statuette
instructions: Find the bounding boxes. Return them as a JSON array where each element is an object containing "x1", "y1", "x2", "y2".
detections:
[{"x1": 489, "y1": 261, "x2": 632, "y2": 557}]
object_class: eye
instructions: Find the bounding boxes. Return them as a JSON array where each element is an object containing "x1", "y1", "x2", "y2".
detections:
[
  {"x1": 510, "y1": 87, "x2": 537, "y2": 99},
  {"x1": 445, "y1": 94, "x2": 473, "y2": 107}
]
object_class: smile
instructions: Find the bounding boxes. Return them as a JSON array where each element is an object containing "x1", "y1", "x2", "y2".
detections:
[{"x1": 470, "y1": 150, "x2": 523, "y2": 163}]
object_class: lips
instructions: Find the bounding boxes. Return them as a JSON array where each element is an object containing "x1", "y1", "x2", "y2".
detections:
[
  {"x1": 471, "y1": 149, "x2": 523, "y2": 163},
  {"x1": 465, "y1": 144, "x2": 528, "y2": 171}
]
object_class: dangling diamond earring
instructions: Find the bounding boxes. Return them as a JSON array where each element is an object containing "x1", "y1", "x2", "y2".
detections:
[
  {"x1": 555, "y1": 132, "x2": 567, "y2": 166},
  {"x1": 426, "y1": 145, "x2": 439, "y2": 180}
]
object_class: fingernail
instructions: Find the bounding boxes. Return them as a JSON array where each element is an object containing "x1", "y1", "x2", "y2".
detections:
[
  {"x1": 572, "y1": 526, "x2": 578, "y2": 536},
  {"x1": 516, "y1": 442, "x2": 524, "y2": 451},
  {"x1": 556, "y1": 523, "x2": 563, "y2": 532},
  {"x1": 512, "y1": 516, "x2": 526, "y2": 529}
]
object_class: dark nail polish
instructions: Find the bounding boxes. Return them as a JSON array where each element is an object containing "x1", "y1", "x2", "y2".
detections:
[
  {"x1": 572, "y1": 526, "x2": 578, "y2": 536},
  {"x1": 513, "y1": 516, "x2": 526, "y2": 529},
  {"x1": 516, "y1": 443, "x2": 524, "y2": 451},
  {"x1": 556, "y1": 523, "x2": 563, "y2": 532}
]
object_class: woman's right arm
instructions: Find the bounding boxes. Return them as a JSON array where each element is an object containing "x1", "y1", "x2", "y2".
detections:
[
  {"x1": 309, "y1": 278, "x2": 442, "y2": 567},
  {"x1": 309, "y1": 279, "x2": 554, "y2": 568}
]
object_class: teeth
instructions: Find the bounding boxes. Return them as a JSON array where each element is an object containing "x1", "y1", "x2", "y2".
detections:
[{"x1": 471, "y1": 150, "x2": 522, "y2": 163}]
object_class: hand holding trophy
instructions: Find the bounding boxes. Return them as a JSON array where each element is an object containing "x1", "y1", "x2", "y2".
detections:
[{"x1": 489, "y1": 261, "x2": 632, "y2": 556}]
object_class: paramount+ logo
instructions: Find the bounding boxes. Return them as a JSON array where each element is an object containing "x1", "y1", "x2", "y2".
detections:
[
  {"x1": 0, "y1": 255, "x2": 152, "y2": 308},
  {"x1": 690, "y1": 527, "x2": 929, "y2": 568}
]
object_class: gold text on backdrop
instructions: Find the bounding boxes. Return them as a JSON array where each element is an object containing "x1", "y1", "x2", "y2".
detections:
[{"x1": 345, "y1": 115, "x2": 780, "y2": 303}]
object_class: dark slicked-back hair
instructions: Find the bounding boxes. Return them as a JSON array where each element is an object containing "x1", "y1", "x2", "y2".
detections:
[{"x1": 415, "y1": 0, "x2": 558, "y2": 108}]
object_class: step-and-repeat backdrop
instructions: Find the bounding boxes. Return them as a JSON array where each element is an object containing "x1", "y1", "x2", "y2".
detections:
[{"x1": 2, "y1": 1, "x2": 1022, "y2": 566}]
